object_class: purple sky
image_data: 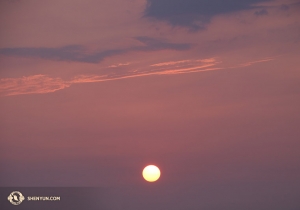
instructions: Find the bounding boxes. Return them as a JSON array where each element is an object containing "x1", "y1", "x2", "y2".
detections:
[{"x1": 1, "y1": 0, "x2": 300, "y2": 209}]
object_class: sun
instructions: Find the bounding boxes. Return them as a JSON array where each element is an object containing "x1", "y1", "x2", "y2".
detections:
[{"x1": 142, "y1": 165, "x2": 161, "y2": 182}]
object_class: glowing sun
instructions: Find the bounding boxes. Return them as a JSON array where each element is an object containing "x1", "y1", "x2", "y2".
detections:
[{"x1": 142, "y1": 165, "x2": 161, "y2": 182}]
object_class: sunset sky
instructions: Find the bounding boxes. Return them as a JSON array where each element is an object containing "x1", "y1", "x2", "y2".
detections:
[{"x1": 1, "y1": 0, "x2": 300, "y2": 209}]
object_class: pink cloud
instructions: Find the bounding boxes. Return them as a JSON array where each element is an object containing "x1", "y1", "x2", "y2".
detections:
[
  {"x1": 0, "y1": 57, "x2": 275, "y2": 96},
  {"x1": 0, "y1": 75, "x2": 70, "y2": 96},
  {"x1": 150, "y1": 60, "x2": 191, "y2": 67},
  {"x1": 108, "y1": 62, "x2": 131, "y2": 68}
]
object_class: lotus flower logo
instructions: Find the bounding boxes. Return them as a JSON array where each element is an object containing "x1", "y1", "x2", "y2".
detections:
[{"x1": 8, "y1": 191, "x2": 25, "y2": 205}]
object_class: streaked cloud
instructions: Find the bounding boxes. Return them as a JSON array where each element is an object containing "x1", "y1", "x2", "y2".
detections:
[
  {"x1": 0, "y1": 37, "x2": 191, "y2": 63},
  {"x1": 237, "y1": 58, "x2": 274, "y2": 67},
  {"x1": 70, "y1": 75, "x2": 109, "y2": 84},
  {"x1": 151, "y1": 60, "x2": 191, "y2": 67},
  {"x1": 0, "y1": 75, "x2": 70, "y2": 96},
  {"x1": 0, "y1": 57, "x2": 275, "y2": 96},
  {"x1": 134, "y1": 36, "x2": 191, "y2": 51},
  {"x1": 108, "y1": 62, "x2": 131, "y2": 68},
  {"x1": 150, "y1": 58, "x2": 219, "y2": 70}
]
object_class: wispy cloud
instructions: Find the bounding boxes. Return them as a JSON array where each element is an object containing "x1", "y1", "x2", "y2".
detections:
[
  {"x1": 70, "y1": 75, "x2": 109, "y2": 84},
  {"x1": 108, "y1": 62, "x2": 131, "y2": 68},
  {"x1": 0, "y1": 57, "x2": 274, "y2": 96},
  {"x1": 151, "y1": 60, "x2": 191, "y2": 67},
  {"x1": 237, "y1": 58, "x2": 274, "y2": 67},
  {"x1": 150, "y1": 58, "x2": 218, "y2": 67},
  {"x1": 0, "y1": 75, "x2": 70, "y2": 96},
  {"x1": 0, "y1": 37, "x2": 191, "y2": 63}
]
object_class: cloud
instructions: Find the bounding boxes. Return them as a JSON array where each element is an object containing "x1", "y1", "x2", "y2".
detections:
[
  {"x1": 108, "y1": 62, "x2": 131, "y2": 68},
  {"x1": 236, "y1": 58, "x2": 274, "y2": 67},
  {"x1": 254, "y1": 9, "x2": 268, "y2": 16},
  {"x1": 279, "y1": 4, "x2": 289, "y2": 11},
  {"x1": 144, "y1": 0, "x2": 271, "y2": 30},
  {"x1": 0, "y1": 58, "x2": 217, "y2": 96},
  {"x1": 0, "y1": 57, "x2": 275, "y2": 96},
  {"x1": 134, "y1": 36, "x2": 191, "y2": 51},
  {"x1": 0, "y1": 75, "x2": 70, "y2": 96},
  {"x1": 0, "y1": 37, "x2": 191, "y2": 63},
  {"x1": 2, "y1": 45, "x2": 88, "y2": 60},
  {"x1": 151, "y1": 60, "x2": 191, "y2": 67}
]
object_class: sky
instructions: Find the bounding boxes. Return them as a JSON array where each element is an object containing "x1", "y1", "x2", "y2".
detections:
[{"x1": 0, "y1": 0, "x2": 300, "y2": 209}]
